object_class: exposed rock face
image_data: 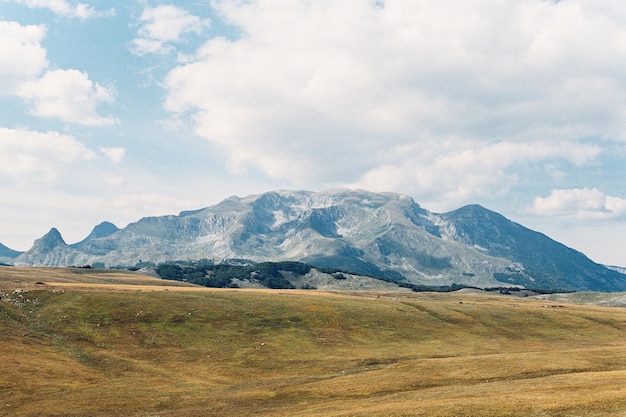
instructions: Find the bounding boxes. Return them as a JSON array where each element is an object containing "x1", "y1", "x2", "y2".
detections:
[
  {"x1": 14, "y1": 228, "x2": 82, "y2": 267},
  {"x1": 439, "y1": 205, "x2": 624, "y2": 291},
  {"x1": 71, "y1": 221, "x2": 120, "y2": 250},
  {"x1": 7, "y1": 189, "x2": 626, "y2": 291}
]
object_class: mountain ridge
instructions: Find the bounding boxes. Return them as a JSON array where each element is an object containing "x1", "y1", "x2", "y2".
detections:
[
  {"x1": 3, "y1": 189, "x2": 625, "y2": 291},
  {"x1": 71, "y1": 221, "x2": 120, "y2": 250},
  {"x1": 0, "y1": 242, "x2": 22, "y2": 264}
]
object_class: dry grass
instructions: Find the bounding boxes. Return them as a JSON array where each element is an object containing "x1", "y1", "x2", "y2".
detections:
[
  {"x1": 1, "y1": 267, "x2": 626, "y2": 416},
  {"x1": 0, "y1": 266, "x2": 198, "y2": 291}
]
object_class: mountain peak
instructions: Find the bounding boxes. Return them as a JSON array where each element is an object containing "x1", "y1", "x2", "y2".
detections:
[
  {"x1": 67, "y1": 222, "x2": 120, "y2": 252},
  {"x1": 446, "y1": 204, "x2": 499, "y2": 218},
  {"x1": 13, "y1": 227, "x2": 81, "y2": 266},
  {"x1": 9, "y1": 189, "x2": 626, "y2": 291},
  {"x1": 72, "y1": 221, "x2": 119, "y2": 247},
  {"x1": 92, "y1": 221, "x2": 119, "y2": 236},
  {"x1": 35, "y1": 228, "x2": 67, "y2": 250}
]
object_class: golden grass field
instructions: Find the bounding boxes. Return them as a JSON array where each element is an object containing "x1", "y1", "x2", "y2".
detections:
[{"x1": 1, "y1": 266, "x2": 626, "y2": 416}]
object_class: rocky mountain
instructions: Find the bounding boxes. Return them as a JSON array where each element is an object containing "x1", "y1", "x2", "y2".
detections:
[
  {"x1": 438, "y1": 205, "x2": 625, "y2": 291},
  {"x1": 14, "y1": 228, "x2": 82, "y2": 266},
  {"x1": 71, "y1": 221, "x2": 120, "y2": 250},
  {"x1": 4, "y1": 189, "x2": 626, "y2": 291}
]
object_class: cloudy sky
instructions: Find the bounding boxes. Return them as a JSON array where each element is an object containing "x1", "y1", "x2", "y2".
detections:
[{"x1": 2, "y1": 0, "x2": 626, "y2": 266}]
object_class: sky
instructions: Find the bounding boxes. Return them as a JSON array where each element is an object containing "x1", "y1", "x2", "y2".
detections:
[{"x1": 1, "y1": 0, "x2": 626, "y2": 266}]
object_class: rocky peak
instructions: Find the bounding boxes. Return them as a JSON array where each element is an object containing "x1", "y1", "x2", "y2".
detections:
[
  {"x1": 34, "y1": 228, "x2": 67, "y2": 251},
  {"x1": 88, "y1": 221, "x2": 120, "y2": 239},
  {"x1": 72, "y1": 221, "x2": 120, "y2": 249},
  {"x1": 8, "y1": 189, "x2": 626, "y2": 291}
]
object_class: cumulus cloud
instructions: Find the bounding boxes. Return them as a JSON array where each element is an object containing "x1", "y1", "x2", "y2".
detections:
[
  {"x1": 531, "y1": 188, "x2": 626, "y2": 220},
  {"x1": 11, "y1": 0, "x2": 113, "y2": 19},
  {"x1": 0, "y1": 128, "x2": 95, "y2": 181},
  {"x1": 164, "y1": 0, "x2": 626, "y2": 205},
  {"x1": 1, "y1": 21, "x2": 116, "y2": 125},
  {"x1": 349, "y1": 139, "x2": 602, "y2": 209},
  {"x1": 130, "y1": 5, "x2": 208, "y2": 56},
  {"x1": 17, "y1": 69, "x2": 118, "y2": 126},
  {"x1": 0, "y1": 20, "x2": 48, "y2": 94},
  {"x1": 98, "y1": 147, "x2": 126, "y2": 164}
]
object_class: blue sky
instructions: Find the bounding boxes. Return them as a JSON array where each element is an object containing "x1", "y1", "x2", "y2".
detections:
[{"x1": 1, "y1": 0, "x2": 626, "y2": 266}]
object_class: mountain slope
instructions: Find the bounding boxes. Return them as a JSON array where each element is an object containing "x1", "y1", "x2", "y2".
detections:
[
  {"x1": 71, "y1": 221, "x2": 120, "y2": 251},
  {"x1": 438, "y1": 205, "x2": 626, "y2": 291},
  {"x1": 15, "y1": 228, "x2": 82, "y2": 266},
  {"x1": 0, "y1": 242, "x2": 22, "y2": 264},
  {"x1": 10, "y1": 189, "x2": 626, "y2": 291}
]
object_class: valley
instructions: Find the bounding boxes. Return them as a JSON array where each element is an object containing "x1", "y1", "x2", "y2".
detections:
[{"x1": 2, "y1": 266, "x2": 626, "y2": 416}]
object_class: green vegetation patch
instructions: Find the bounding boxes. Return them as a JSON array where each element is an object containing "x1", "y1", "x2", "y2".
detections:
[{"x1": 155, "y1": 260, "x2": 317, "y2": 289}]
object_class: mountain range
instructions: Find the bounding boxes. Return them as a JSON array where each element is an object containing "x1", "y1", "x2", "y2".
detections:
[{"x1": 2, "y1": 189, "x2": 624, "y2": 291}]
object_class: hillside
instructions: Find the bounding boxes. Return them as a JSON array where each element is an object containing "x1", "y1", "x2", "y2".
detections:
[
  {"x1": 4, "y1": 189, "x2": 626, "y2": 291},
  {"x1": 2, "y1": 267, "x2": 626, "y2": 416},
  {"x1": 0, "y1": 242, "x2": 21, "y2": 265}
]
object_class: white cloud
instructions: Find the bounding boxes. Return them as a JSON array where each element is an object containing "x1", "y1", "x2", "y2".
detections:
[
  {"x1": 99, "y1": 147, "x2": 126, "y2": 164},
  {"x1": 349, "y1": 139, "x2": 602, "y2": 210},
  {"x1": 531, "y1": 188, "x2": 626, "y2": 220},
  {"x1": 17, "y1": 69, "x2": 118, "y2": 126},
  {"x1": 11, "y1": 0, "x2": 113, "y2": 19},
  {"x1": 0, "y1": 20, "x2": 48, "y2": 94},
  {"x1": 0, "y1": 127, "x2": 95, "y2": 181},
  {"x1": 105, "y1": 176, "x2": 124, "y2": 186},
  {"x1": 130, "y1": 37, "x2": 173, "y2": 55},
  {"x1": 0, "y1": 22, "x2": 116, "y2": 124},
  {"x1": 130, "y1": 5, "x2": 208, "y2": 56},
  {"x1": 164, "y1": 0, "x2": 626, "y2": 206}
]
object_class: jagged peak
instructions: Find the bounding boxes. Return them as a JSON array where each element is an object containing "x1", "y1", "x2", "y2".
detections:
[
  {"x1": 43, "y1": 227, "x2": 64, "y2": 240},
  {"x1": 10, "y1": 188, "x2": 624, "y2": 291},
  {"x1": 32, "y1": 228, "x2": 67, "y2": 250}
]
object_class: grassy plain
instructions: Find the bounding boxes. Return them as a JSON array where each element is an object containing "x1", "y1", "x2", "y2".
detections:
[{"x1": 1, "y1": 267, "x2": 626, "y2": 416}]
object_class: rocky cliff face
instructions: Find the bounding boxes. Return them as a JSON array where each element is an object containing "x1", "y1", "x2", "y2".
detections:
[
  {"x1": 6, "y1": 189, "x2": 626, "y2": 291},
  {"x1": 14, "y1": 228, "x2": 82, "y2": 267},
  {"x1": 439, "y1": 205, "x2": 624, "y2": 291},
  {"x1": 71, "y1": 222, "x2": 120, "y2": 251}
]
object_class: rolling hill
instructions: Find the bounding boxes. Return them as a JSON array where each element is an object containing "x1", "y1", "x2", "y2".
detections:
[{"x1": 1, "y1": 266, "x2": 626, "y2": 416}]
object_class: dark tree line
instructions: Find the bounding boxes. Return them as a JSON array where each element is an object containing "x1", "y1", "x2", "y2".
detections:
[
  {"x1": 155, "y1": 259, "x2": 568, "y2": 293},
  {"x1": 155, "y1": 260, "x2": 318, "y2": 289}
]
